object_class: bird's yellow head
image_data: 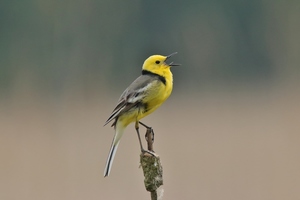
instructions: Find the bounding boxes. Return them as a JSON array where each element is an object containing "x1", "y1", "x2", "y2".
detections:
[{"x1": 142, "y1": 52, "x2": 179, "y2": 76}]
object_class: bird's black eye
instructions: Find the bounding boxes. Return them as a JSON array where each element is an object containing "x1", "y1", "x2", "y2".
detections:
[{"x1": 155, "y1": 60, "x2": 160, "y2": 64}]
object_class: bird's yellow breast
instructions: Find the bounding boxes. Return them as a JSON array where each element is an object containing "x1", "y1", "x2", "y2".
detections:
[{"x1": 138, "y1": 69, "x2": 173, "y2": 119}]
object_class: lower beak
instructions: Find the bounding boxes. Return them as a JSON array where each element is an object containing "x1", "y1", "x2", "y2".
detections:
[{"x1": 168, "y1": 62, "x2": 181, "y2": 66}]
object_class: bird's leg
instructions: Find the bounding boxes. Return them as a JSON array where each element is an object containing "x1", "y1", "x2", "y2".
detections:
[
  {"x1": 139, "y1": 121, "x2": 156, "y2": 154},
  {"x1": 135, "y1": 121, "x2": 144, "y2": 152},
  {"x1": 139, "y1": 121, "x2": 154, "y2": 143},
  {"x1": 136, "y1": 121, "x2": 157, "y2": 156}
]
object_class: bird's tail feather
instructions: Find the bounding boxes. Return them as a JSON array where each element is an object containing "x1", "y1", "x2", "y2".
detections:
[
  {"x1": 103, "y1": 142, "x2": 119, "y2": 177},
  {"x1": 104, "y1": 125, "x2": 124, "y2": 177}
]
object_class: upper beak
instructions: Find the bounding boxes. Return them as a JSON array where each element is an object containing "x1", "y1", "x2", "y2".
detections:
[{"x1": 165, "y1": 52, "x2": 181, "y2": 66}]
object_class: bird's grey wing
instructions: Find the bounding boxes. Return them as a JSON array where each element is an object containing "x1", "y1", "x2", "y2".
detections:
[{"x1": 104, "y1": 75, "x2": 156, "y2": 126}]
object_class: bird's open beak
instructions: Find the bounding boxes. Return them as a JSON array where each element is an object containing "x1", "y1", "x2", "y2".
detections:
[{"x1": 165, "y1": 52, "x2": 181, "y2": 66}]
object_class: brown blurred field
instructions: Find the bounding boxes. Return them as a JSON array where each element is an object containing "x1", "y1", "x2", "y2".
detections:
[{"x1": 1, "y1": 81, "x2": 299, "y2": 200}]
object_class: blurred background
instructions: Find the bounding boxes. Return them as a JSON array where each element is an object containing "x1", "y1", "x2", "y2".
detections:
[{"x1": 1, "y1": 0, "x2": 300, "y2": 199}]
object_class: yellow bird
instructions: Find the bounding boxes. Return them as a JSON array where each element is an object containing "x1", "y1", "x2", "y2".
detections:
[{"x1": 104, "y1": 52, "x2": 179, "y2": 177}]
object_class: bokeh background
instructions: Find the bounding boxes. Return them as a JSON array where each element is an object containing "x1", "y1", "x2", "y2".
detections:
[{"x1": 1, "y1": 1, "x2": 300, "y2": 200}]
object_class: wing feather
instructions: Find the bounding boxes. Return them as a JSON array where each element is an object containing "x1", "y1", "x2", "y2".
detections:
[{"x1": 104, "y1": 74, "x2": 158, "y2": 126}]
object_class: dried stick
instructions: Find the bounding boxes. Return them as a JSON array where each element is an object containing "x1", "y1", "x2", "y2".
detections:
[{"x1": 140, "y1": 127, "x2": 163, "y2": 200}]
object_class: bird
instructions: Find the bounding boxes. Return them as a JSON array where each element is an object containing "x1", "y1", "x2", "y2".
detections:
[{"x1": 103, "y1": 52, "x2": 179, "y2": 177}]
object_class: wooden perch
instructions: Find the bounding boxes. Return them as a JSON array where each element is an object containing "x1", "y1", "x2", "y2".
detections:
[{"x1": 140, "y1": 127, "x2": 163, "y2": 200}]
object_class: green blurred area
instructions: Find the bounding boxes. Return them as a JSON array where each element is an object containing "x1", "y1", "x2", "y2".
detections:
[{"x1": 1, "y1": 0, "x2": 299, "y2": 97}]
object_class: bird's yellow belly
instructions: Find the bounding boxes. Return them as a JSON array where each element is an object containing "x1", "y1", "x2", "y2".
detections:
[{"x1": 138, "y1": 83, "x2": 172, "y2": 119}]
